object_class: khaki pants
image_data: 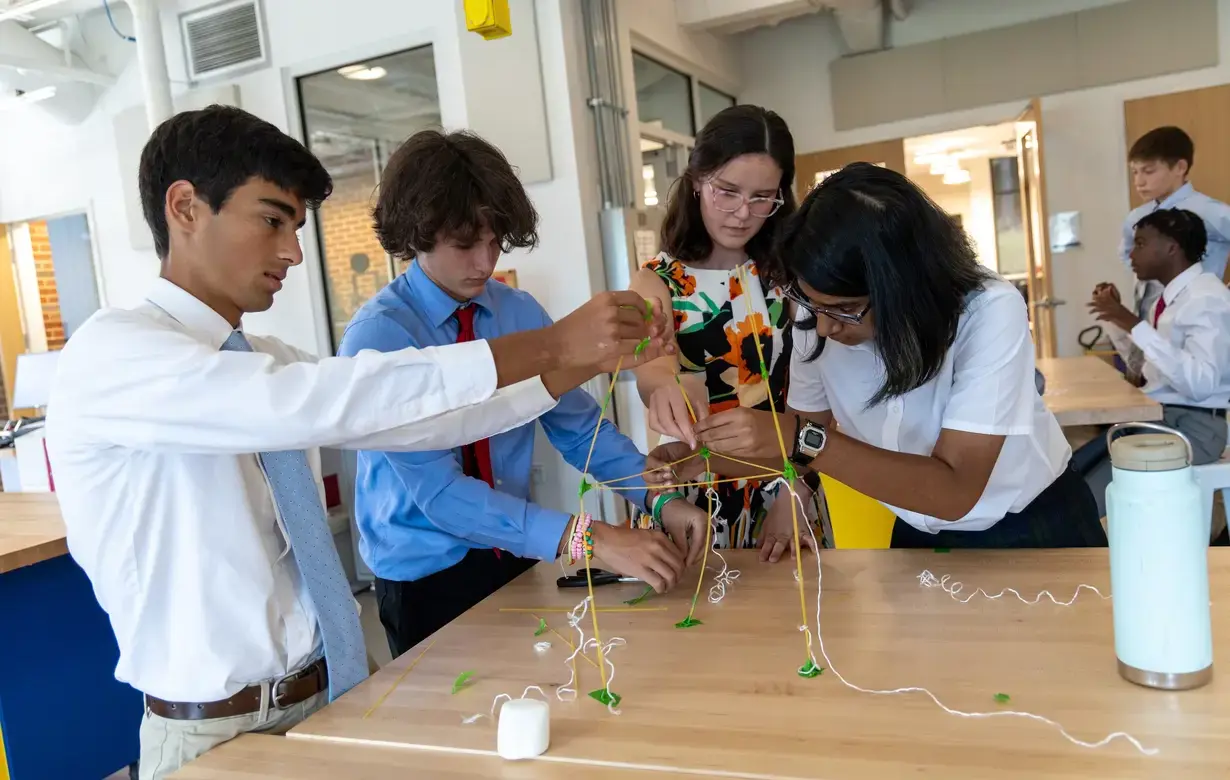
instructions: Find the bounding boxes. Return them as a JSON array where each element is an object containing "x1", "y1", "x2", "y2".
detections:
[{"x1": 138, "y1": 688, "x2": 327, "y2": 780}]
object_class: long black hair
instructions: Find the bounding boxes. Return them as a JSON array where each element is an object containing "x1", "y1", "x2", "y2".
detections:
[
  {"x1": 773, "y1": 162, "x2": 989, "y2": 406},
  {"x1": 660, "y1": 104, "x2": 797, "y2": 268}
]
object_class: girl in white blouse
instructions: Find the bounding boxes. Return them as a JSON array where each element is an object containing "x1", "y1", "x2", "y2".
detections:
[{"x1": 651, "y1": 163, "x2": 1106, "y2": 550}]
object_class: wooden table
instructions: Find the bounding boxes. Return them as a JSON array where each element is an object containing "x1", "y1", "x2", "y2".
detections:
[
  {"x1": 0, "y1": 492, "x2": 67, "y2": 573},
  {"x1": 0, "y1": 493, "x2": 141, "y2": 779},
  {"x1": 170, "y1": 734, "x2": 652, "y2": 778},
  {"x1": 290, "y1": 550, "x2": 1230, "y2": 779},
  {"x1": 1038, "y1": 356, "x2": 1162, "y2": 427}
]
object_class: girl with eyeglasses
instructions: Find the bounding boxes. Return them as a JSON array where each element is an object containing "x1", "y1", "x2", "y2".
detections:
[
  {"x1": 631, "y1": 105, "x2": 827, "y2": 556},
  {"x1": 653, "y1": 163, "x2": 1105, "y2": 550}
]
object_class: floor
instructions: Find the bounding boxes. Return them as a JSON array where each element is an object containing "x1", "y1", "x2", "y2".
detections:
[{"x1": 102, "y1": 585, "x2": 389, "y2": 779}]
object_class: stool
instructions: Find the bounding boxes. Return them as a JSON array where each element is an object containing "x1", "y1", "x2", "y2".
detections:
[{"x1": 1192, "y1": 455, "x2": 1230, "y2": 542}]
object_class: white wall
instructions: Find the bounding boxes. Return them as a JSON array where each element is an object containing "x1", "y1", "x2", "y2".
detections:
[
  {"x1": 740, "y1": 0, "x2": 1230, "y2": 356},
  {"x1": 620, "y1": 0, "x2": 742, "y2": 91}
]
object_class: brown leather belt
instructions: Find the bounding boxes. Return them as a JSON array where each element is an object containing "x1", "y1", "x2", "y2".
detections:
[{"x1": 145, "y1": 657, "x2": 328, "y2": 721}]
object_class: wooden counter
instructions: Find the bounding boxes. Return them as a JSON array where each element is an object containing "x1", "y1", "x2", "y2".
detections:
[
  {"x1": 1038, "y1": 356, "x2": 1162, "y2": 427},
  {"x1": 290, "y1": 549, "x2": 1230, "y2": 779},
  {"x1": 171, "y1": 734, "x2": 652, "y2": 778},
  {"x1": 0, "y1": 492, "x2": 67, "y2": 573}
]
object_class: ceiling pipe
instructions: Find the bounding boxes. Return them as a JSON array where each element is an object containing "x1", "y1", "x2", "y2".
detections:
[
  {"x1": 123, "y1": 0, "x2": 173, "y2": 131},
  {"x1": 0, "y1": 0, "x2": 76, "y2": 25},
  {"x1": 0, "y1": 20, "x2": 102, "y2": 123}
]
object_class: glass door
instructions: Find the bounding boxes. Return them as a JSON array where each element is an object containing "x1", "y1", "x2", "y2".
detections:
[{"x1": 296, "y1": 45, "x2": 441, "y2": 350}]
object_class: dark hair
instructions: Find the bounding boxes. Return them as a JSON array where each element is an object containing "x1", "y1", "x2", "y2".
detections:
[
  {"x1": 660, "y1": 105, "x2": 796, "y2": 267},
  {"x1": 138, "y1": 104, "x2": 332, "y2": 259},
  {"x1": 373, "y1": 129, "x2": 537, "y2": 259},
  {"x1": 777, "y1": 163, "x2": 990, "y2": 406},
  {"x1": 1136, "y1": 208, "x2": 1208, "y2": 265},
  {"x1": 1128, "y1": 126, "x2": 1194, "y2": 170}
]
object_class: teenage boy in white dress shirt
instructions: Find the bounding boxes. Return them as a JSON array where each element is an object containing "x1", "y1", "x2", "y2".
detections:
[
  {"x1": 1121, "y1": 127, "x2": 1230, "y2": 322},
  {"x1": 1083, "y1": 208, "x2": 1230, "y2": 517},
  {"x1": 43, "y1": 105, "x2": 670, "y2": 780}
]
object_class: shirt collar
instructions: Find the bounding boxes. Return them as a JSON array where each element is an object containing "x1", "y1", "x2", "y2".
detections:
[
  {"x1": 1162, "y1": 263, "x2": 1203, "y2": 305},
  {"x1": 405, "y1": 260, "x2": 494, "y2": 329},
  {"x1": 1157, "y1": 182, "x2": 1194, "y2": 210},
  {"x1": 145, "y1": 278, "x2": 238, "y2": 350}
]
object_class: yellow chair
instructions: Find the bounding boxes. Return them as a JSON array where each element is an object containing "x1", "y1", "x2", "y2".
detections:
[{"x1": 820, "y1": 475, "x2": 895, "y2": 549}]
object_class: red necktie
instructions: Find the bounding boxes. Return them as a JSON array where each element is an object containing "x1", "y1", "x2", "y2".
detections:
[
  {"x1": 1154, "y1": 296, "x2": 1167, "y2": 327},
  {"x1": 454, "y1": 305, "x2": 501, "y2": 558}
]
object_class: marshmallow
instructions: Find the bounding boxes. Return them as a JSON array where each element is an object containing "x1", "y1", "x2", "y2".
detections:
[{"x1": 496, "y1": 698, "x2": 550, "y2": 760}]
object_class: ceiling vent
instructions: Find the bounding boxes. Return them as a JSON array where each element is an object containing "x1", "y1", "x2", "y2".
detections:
[{"x1": 180, "y1": 0, "x2": 267, "y2": 82}]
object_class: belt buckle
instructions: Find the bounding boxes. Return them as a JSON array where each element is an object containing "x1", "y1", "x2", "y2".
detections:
[{"x1": 271, "y1": 659, "x2": 318, "y2": 710}]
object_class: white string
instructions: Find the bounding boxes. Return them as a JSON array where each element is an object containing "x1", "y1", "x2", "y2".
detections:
[
  {"x1": 553, "y1": 596, "x2": 626, "y2": 714},
  {"x1": 466, "y1": 685, "x2": 551, "y2": 725},
  {"x1": 783, "y1": 484, "x2": 1157, "y2": 756},
  {"x1": 705, "y1": 487, "x2": 741, "y2": 603},
  {"x1": 918, "y1": 570, "x2": 1112, "y2": 605}
]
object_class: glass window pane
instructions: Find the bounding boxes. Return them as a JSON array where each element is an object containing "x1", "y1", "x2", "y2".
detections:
[
  {"x1": 632, "y1": 52, "x2": 693, "y2": 137},
  {"x1": 297, "y1": 45, "x2": 440, "y2": 350},
  {"x1": 697, "y1": 83, "x2": 735, "y2": 128}
]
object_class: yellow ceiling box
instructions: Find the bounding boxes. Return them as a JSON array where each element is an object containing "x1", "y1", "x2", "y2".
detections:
[{"x1": 464, "y1": 0, "x2": 512, "y2": 40}]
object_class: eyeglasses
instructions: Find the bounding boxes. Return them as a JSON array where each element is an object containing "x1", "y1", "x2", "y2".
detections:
[
  {"x1": 704, "y1": 179, "x2": 784, "y2": 219},
  {"x1": 782, "y1": 282, "x2": 870, "y2": 325}
]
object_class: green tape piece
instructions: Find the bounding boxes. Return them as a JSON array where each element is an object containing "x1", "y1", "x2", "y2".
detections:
[
  {"x1": 451, "y1": 670, "x2": 475, "y2": 694},
  {"x1": 782, "y1": 462, "x2": 798, "y2": 482},
  {"x1": 634, "y1": 337, "x2": 649, "y2": 356},
  {"x1": 934, "y1": 547, "x2": 951, "y2": 553},
  {"x1": 797, "y1": 659, "x2": 823, "y2": 678},
  {"x1": 589, "y1": 689, "x2": 622, "y2": 707},
  {"x1": 624, "y1": 585, "x2": 655, "y2": 606},
  {"x1": 644, "y1": 298, "x2": 654, "y2": 321},
  {"x1": 534, "y1": 618, "x2": 547, "y2": 637},
  {"x1": 994, "y1": 692, "x2": 1011, "y2": 704},
  {"x1": 578, "y1": 479, "x2": 595, "y2": 498},
  {"x1": 674, "y1": 616, "x2": 703, "y2": 629},
  {"x1": 698, "y1": 446, "x2": 711, "y2": 460}
]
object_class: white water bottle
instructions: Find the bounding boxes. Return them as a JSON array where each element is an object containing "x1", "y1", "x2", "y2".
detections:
[{"x1": 1106, "y1": 422, "x2": 1213, "y2": 690}]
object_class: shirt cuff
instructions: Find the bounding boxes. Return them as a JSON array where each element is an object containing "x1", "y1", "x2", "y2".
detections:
[
  {"x1": 526, "y1": 506, "x2": 573, "y2": 562},
  {"x1": 423, "y1": 339, "x2": 499, "y2": 408},
  {"x1": 1128, "y1": 320, "x2": 1164, "y2": 352}
]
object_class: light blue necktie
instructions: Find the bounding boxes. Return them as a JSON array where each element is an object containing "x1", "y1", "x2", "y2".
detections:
[{"x1": 221, "y1": 330, "x2": 368, "y2": 700}]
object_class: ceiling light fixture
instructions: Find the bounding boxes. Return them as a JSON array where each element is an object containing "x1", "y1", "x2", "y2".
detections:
[
  {"x1": 0, "y1": 85, "x2": 56, "y2": 112},
  {"x1": 942, "y1": 168, "x2": 971, "y2": 185},
  {"x1": 338, "y1": 64, "x2": 387, "y2": 81}
]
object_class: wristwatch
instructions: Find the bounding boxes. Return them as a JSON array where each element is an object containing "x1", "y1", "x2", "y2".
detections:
[{"x1": 790, "y1": 418, "x2": 828, "y2": 468}]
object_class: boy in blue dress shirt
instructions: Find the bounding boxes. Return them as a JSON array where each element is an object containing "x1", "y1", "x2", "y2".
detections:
[
  {"x1": 339, "y1": 130, "x2": 708, "y2": 658},
  {"x1": 1121, "y1": 126, "x2": 1230, "y2": 321}
]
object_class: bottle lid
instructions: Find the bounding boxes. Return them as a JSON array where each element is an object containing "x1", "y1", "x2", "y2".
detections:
[{"x1": 1110, "y1": 432, "x2": 1190, "y2": 472}]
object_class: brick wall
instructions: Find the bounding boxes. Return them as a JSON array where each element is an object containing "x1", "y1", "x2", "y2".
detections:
[
  {"x1": 28, "y1": 220, "x2": 66, "y2": 351},
  {"x1": 316, "y1": 176, "x2": 393, "y2": 346}
]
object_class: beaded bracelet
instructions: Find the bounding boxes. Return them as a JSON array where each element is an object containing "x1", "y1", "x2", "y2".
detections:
[
  {"x1": 583, "y1": 524, "x2": 595, "y2": 560},
  {"x1": 569, "y1": 513, "x2": 593, "y2": 565}
]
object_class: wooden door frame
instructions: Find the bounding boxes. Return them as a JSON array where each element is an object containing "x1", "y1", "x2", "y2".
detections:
[
  {"x1": 794, "y1": 139, "x2": 907, "y2": 199},
  {"x1": 1017, "y1": 98, "x2": 1058, "y2": 359}
]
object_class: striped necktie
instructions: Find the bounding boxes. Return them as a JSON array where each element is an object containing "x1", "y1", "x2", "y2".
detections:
[{"x1": 221, "y1": 330, "x2": 368, "y2": 700}]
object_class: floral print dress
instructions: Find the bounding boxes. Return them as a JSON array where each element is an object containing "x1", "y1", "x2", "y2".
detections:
[{"x1": 642, "y1": 253, "x2": 815, "y2": 549}]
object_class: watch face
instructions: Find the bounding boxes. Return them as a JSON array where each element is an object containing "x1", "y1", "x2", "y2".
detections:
[{"x1": 802, "y1": 428, "x2": 825, "y2": 450}]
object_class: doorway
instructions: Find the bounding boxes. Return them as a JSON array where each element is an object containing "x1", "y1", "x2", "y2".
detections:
[{"x1": 0, "y1": 213, "x2": 101, "y2": 420}]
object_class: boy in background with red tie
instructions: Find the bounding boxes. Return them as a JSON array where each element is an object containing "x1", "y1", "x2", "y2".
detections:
[
  {"x1": 1080, "y1": 208, "x2": 1230, "y2": 520},
  {"x1": 337, "y1": 130, "x2": 708, "y2": 659}
]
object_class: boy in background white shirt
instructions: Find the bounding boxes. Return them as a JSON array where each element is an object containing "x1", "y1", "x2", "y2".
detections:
[{"x1": 1083, "y1": 208, "x2": 1230, "y2": 517}]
